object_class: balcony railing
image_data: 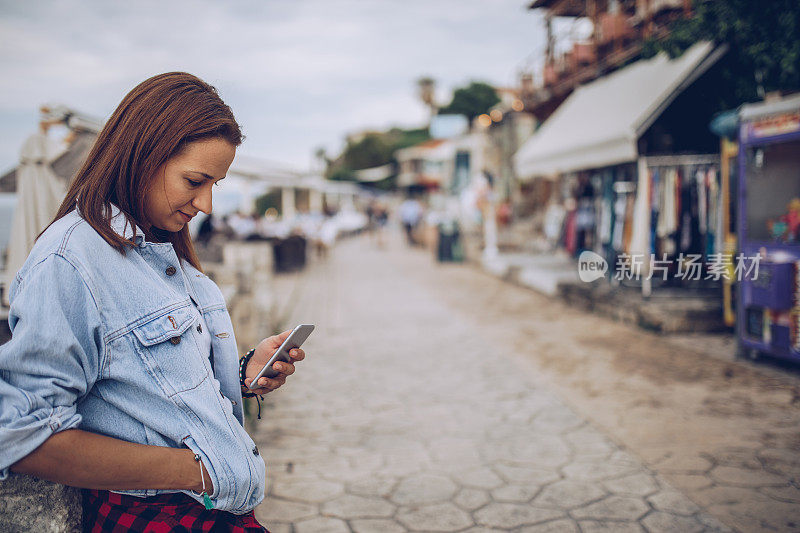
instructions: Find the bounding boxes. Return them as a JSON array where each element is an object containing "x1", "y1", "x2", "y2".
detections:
[{"x1": 523, "y1": 0, "x2": 691, "y2": 119}]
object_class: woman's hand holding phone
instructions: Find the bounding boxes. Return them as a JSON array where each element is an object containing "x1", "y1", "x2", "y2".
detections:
[{"x1": 243, "y1": 329, "x2": 307, "y2": 394}]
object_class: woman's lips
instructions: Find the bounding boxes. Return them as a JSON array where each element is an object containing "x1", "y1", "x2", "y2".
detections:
[{"x1": 178, "y1": 211, "x2": 192, "y2": 223}]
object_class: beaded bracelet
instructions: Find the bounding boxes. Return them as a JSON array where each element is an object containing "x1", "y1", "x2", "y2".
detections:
[
  {"x1": 239, "y1": 348, "x2": 257, "y2": 398},
  {"x1": 239, "y1": 348, "x2": 264, "y2": 419}
]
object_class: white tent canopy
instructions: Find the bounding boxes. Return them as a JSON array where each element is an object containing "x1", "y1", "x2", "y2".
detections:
[
  {"x1": 4, "y1": 132, "x2": 67, "y2": 298},
  {"x1": 514, "y1": 41, "x2": 721, "y2": 180}
]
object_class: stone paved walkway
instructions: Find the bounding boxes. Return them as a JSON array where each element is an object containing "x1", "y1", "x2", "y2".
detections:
[{"x1": 252, "y1": 234, "x2": 733, "y2": 532}]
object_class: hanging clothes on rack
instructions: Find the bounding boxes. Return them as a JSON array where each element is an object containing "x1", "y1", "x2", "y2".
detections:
[
  {"x1": 675, "y1": 169, "x2": 682, "y2": 238},
  {"x1": 599, "y1": 180, "x2": 614, "y2": 247},
  {"x1": 622, "y1": 193, "x2": 635, "y2": 253},
  {"x1": 657, "y1": 167, "x2": 678, "y2": 255},
  {"x1": 645, "y1": 159, "x2": 720, "y2": 270},
  {"x1": 697, "y1": 168, "x2": 708, "y2": 236},
  {"x1": 612, "y1": 194, "x2": 627, "y2": 252},
  {"x1": 574, "y1": 179, "x2": 595, "y2": 254},
  {"x1": 680, "y1": 167, "x2": 703, "y2": 255},
  {"x1": 649, "y1": 168, "x2": 660, "y2": 255},
  {"x1": 600, "y1": 175, "x2": 616, "y2": 262},
  {"x1": 708, "y1": 167, "x2": 721, "y2": 255},
  {"x1": 564, "y1": 208, "x2": 578, "y2": 255}
]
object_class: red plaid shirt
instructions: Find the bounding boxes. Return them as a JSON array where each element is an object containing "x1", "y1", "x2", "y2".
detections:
[{"x1": 82, "y1": 489, "x2": 269, "y2": 532}]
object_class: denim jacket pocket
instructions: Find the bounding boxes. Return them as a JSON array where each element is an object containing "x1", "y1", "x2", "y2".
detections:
[{"x1": 130, "y1": 305, "x2": 208, "y2": 396}]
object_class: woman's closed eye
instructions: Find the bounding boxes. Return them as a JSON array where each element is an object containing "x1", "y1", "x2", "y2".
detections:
[{"x1": 187, "y1": 178, "x2": 222, "y2": 187}]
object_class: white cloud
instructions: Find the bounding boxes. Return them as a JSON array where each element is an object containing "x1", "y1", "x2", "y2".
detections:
[{"x1": 0, "y1": 0, "x2": 547, "y2": 170}]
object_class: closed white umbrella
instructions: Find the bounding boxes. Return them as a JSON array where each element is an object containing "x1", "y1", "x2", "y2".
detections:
[{"x1": 4, "y1": 131, "x2": 67, "y2": 302}]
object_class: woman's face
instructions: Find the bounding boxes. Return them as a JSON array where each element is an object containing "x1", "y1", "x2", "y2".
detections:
[{"x1": 144, "y1": 138, "x2": 236, "y2": 232}]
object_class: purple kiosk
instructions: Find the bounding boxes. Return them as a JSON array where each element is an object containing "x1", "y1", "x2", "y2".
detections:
[{"x1": 737, "y1": 93, "x2": 800, "y2": 362}]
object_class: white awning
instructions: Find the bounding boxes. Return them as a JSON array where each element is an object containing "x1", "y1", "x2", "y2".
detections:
[
  {"x1": 514, "y1": 41, "x2": 722, "y2": 179},
  {"x1": 354, "y1": 163, "x2": 394, "y2": 182}
]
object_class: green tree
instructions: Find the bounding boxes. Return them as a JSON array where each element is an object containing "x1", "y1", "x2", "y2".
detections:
[
  {"x1": 328, "y1": 167, "x2": 356, "y2": 182},
  {"x1": 343, "y1": 133, "x2": 394, "y2": 171},
  {"x1": 387, "y1": 127, "x2": 430, "y2": 151},
  {"x1": 255, "y1": 189, "x2": 281, "y2": 216},
  {"x1": 325, "y1": 127, "x2": 431, "y2": 186},
  {"x1": 643, "y1": 0, "x2": 800, "y2": 107},
  {"x1": 438, "y1": 81, "x2": 500, "y2": 122}
]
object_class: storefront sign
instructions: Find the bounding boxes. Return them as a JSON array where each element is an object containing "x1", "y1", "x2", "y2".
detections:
[{"x1": 745, "y1": 111, "x2": 800, "y2": 140}]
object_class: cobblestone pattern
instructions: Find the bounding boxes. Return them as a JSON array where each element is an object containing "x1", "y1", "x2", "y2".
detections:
[
  {"x1": 252, "y1": 236, "x2": 734, "y2": 532},
  {"x1": 444, "y1": 250, "x2": 800, "y2": 531},
  {"x1": 650, "y1": 447, "x2": 800, "y2": 533}
]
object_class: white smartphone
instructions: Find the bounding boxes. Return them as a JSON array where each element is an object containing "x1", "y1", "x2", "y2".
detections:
[{"x1": 247, "y1": 324, "x2": 315, "y2": 390}]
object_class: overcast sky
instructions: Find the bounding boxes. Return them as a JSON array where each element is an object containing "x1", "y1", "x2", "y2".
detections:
[{"x1": 0, "y1": 0, "x2": 557, "y2": 174}]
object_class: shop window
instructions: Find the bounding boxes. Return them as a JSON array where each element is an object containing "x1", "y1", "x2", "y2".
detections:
[
  {"x1": 745, "y1": 140, "x2": 800, "y2": 243},
  {"x1": 453, "y1": 151, "x2": 470, "y2": 192}
]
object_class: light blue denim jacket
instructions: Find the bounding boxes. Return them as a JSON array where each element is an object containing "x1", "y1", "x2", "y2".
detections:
[{"x1": 0, "y1": 206, "x2": 265, "y2": 513}]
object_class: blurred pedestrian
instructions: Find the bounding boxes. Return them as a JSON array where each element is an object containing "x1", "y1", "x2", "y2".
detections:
[
  {"x1": 374, "y1": 200, "x2": 389, "y2": 248},
  {"x1": 315, "y1": 216, "x2": 337, "y2": 258},
  {"x1": 399, "y1": 196, "x2": 423, "y2": 246},
  {"x1": 196, "y1": 213, "x2": 214, "y2": 245},
  {"x1": 245, "y1": 213, "x2": 265, "y2": 241},
  {"x1": 365, "y1": 198, "x2": 377, "y2": 232},
  {"x1": 0, "y1": 72, "x2": 307, "y2": 532},
  {"x1": 228, "y1": 210, "x2": 256, "y2": 240}
]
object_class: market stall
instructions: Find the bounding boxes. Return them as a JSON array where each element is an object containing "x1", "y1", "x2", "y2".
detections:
[{"x1": 736, "y1": 93, "x2": 800, "y2": 362}]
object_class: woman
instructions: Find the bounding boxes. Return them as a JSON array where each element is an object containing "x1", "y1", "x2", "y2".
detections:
[{"x1": 0, "y1": 72, "x2": 303, "y2": 531}]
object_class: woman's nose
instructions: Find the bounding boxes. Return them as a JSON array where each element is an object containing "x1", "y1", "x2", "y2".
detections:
[{"x1": 193, "y1": 187, "x2": 213, "y2": 214}]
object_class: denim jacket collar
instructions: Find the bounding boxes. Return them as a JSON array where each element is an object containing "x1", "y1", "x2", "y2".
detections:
[
  {"x1": 74, "y1": 200, "x2": 145, "y2": 246},
  {"x1": 106, "y1": 204, "x2": 160, "y2": 248}
]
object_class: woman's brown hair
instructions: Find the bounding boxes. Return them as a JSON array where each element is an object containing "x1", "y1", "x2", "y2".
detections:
[{"x1": 47, "y1": 72, "x2": 243, "y2": 270}]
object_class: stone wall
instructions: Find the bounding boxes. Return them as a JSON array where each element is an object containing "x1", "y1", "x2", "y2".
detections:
[{"x1": 0, "y1": 474, "x2": 81, "y2": 533}]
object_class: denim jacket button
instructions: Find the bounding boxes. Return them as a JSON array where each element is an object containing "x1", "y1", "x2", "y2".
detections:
[
  {"x1": 165, "y1": 266, "x2": 177, "y2": 276},
  {"x1": 252, "y1": 446, "x2": 259, "y2": 456},
  {"x1": 218, "y1": 391, "x2": 237, "y2": 405},
  {"x1": 169, "y1": 336, "x2": 181, "y2": 345},
  {"x1": 197, "y1": 323, "x2": 202, "y2": 333}
]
